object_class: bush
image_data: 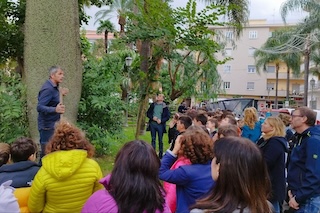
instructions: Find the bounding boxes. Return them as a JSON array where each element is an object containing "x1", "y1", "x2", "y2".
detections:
[
  {"x1": 0, "y1": 69, "x2": 28, "y2": 143},
  {"x1": 78, "y1": 54, "x2": 126, "y2": 155}
]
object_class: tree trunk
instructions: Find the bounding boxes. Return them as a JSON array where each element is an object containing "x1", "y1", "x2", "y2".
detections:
[
  {"x1": 303, "y1": 51, "x2": 310, "y2": 106},
  {"x1": 135, "y1": 93, "x2": 150, "y2": 139},
  {"x1": 24, "y1": 0, "x2": 82, "y2": 141},
  {"x1": 135, "y1": 39, "x2": 151, "y2": 138},
  {"x1": 104, "y1": 30, "x2": 109, "y2": 53},
  {"x1": 286, "y1": 66, "x2": 290, "y2": 101},
  {"x1": 275, "y1": 63, "x2": 279, "y2": 109}
]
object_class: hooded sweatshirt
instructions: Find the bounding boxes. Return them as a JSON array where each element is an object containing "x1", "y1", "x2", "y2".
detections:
[
  {"x1": 0, "y1": 161, "x2": 40, "y2": 188},
  {"x1": 28, "y1": 150, "x2": 103, "y2": 213}
]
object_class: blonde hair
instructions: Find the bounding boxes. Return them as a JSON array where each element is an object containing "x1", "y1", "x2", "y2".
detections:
[
  {"x1": 278, "y1": 113, "x2": 291, "y2": 127},
  {"x1": 243, "y1": 107, "x2": 258, "y2": 129},
  {"x1": 262, "y1": 117, "x2": 286, "y2": 140}
]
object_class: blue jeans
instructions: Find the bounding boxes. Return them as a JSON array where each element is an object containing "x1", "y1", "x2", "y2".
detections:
[
  {"x1": 296, "y1": 195, "x2": 320, "y2": 213},
  {"x1": 150, "y1": 122, "x2": 164, "y2": 158},
  {"x1": 39, "y1": 129, "x2": 54, "y2": 159}
]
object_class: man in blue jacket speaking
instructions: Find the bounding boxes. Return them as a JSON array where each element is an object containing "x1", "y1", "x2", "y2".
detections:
[
  {"x1": 37, "y1": 66, "x2": 68, "y2": 159},
  {"x1": 287, "y1": 106, "x2": 320, "y2": 212}
]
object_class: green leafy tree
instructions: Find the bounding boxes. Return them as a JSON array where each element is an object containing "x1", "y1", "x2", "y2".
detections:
[
  {"x1": 0, "y1": 69, "x2": 28, "y2": 143},
  {"x1": 125, "y1": 0, "x2": 242, "y2": 138},
  {"x1": 0, "y1": 0, "x2": 25, "y2": 73},
  {"x1": 78, "y1": 54, "x2": 126, "y2": 155},
  {"x1": 201, "y1": 0, "x2": 249, "y2": 36}
]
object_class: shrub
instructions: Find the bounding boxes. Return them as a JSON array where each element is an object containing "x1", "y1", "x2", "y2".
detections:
[
  {"x1": 78, "y1": 54, "x2": 126, "y2": 155},
  {"x1": 0, "y1": 69, "x2": 28, "y2": 143}
]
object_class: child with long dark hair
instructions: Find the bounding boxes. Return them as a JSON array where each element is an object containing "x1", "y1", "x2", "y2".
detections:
[
  {"x1": 82, "y1": 140, "x2": 170, "y2": 213},
  {"x1": 191, "y1": 137, "x2": 272, "y2": 213}
]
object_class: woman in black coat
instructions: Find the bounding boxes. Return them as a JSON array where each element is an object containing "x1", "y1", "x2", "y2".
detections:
[{"x1": 257, "y1": 116, "x2": 288, "y2": 213}]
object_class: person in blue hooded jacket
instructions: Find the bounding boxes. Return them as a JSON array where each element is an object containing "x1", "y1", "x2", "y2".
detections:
[
  {"x1": 257, "y1": 117, "x2": 288, "y2": 213},
  {"x1": 287, "y1": 106, "x2": 320, "y2": 212},
  {"x1": 0, "y1": 137, "x2": 39, "y2": 188},
  {"x1": 159, "y1": 126, "x2": 214, "y2": 213}
]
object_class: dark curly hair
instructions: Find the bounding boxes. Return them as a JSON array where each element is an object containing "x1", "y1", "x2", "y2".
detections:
[
  {"x1": 180, "y1": 126, "x2": 213, "y2": 164},
  {"x1": 46, "y1": 119, "x2": 95, "y2": 157}
]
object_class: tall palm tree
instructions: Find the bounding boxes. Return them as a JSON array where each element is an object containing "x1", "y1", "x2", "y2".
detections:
[
  {"x1": 271, "y1": 29, "x2": 301, "y2": 101},
  {"x1": 95, "y1": 0, "x2": 134, "y2": 36},
  {"x1": 97, "y1": 20, "x2": 115, "y2": 53},
  {"x1": 281, "y1": 0, "x2": 320, "y2": 106},
  {"x1": 254, "y1": 51, "x2": 282, "y2": 109},
  {"x1": 201, "y1": 0, "x2": 249, "y2": 36},
  {"x1": 254, "y1": 28, "x2": 301, "y2": 109}
]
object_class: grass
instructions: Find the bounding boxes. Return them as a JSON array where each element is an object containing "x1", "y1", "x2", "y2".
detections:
[{"x1": 94, "y1": 119, "x2": 171, "y2": 175}]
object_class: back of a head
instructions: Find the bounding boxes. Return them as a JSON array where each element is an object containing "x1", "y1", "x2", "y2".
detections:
[
  {"x1": 46, "y1": 119, "x2": 95, "y2": 157},
  {"x1": 209, "y1": 137, "x2": 271, "y2": 213},
  {"x1": 109, "y1": 140, "x2": 164, "y2": 213},
  {"x1": 10, "y1": 138, "x2": 37, "y2": 163},
  {"x1": 218, "y1": 125, "x2": 239, "y2": 138},
  {"x1": 195, "y1": 113, "x2": 208, "y2": 126},
  {"x1": 278, "y1": 113, "x2": 291, "y2": 127},
  {"x1": 180, "y1": 126, "x2": 213, "y2": 164},
  {"x1": 186, "y1": 109, "x2": 198, "y2": 120},
  {"x1": 0, "y1": 143, "x2": 10, "y2": 166},
  {"x1": 178, "y1": 115, "x2": 193, "y2": 129},
  {"x1": 244, "y1": 107, "x2": 258, "y2": 129}
]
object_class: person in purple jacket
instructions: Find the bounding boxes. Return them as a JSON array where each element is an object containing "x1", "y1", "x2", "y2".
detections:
[
  {"x1": 82, "y1": 140, "x2": 171, "y2": 213},
  {"x1": 159, "y1": 126, "x2": 215, "y2": 213}
]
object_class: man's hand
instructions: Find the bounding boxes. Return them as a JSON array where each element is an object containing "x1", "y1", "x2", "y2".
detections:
[
  {"x1": 153, "y1": 116, "x2": 161, "y2": 124},
  {"x1": 60, "y1": 87, "x2": 69, "y2": 96},
  {"x1": 55, "y1": 103, "x2": 65, "y2": 114},
  {"x1": 288, "y1": 190, "x2": 299, "y2": 210}
]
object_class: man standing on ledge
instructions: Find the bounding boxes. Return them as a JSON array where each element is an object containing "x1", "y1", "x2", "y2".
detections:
[
  {"x1": 37, "y1": 66, "x2": 68, "y2": 159},
  {"x1": 147, "y1": 94, "x2": 170, "y2": 158}
]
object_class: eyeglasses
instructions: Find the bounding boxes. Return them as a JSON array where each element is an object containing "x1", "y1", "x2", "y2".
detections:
[{"x1": 291, "y1": 114, "x2": 303, "y2": 118}]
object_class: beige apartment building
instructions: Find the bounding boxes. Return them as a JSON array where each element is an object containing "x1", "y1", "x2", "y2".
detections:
[{"x1": 213, "y1": 19, "x2": 306, "y2": 109}]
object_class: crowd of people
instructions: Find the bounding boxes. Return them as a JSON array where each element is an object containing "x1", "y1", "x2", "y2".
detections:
[
  {"x1": 0, "y1": 66, "x2": 320, "y2": 213},
  {"x1": 1, "y1": 104, "x2": 319, "y2": 213}
]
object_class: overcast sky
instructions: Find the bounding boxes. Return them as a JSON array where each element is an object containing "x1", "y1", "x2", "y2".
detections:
[{"x1": 83, "y1": 0, "x2": 307, "y2": 30}]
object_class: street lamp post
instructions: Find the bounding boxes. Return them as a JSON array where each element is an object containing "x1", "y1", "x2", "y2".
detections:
[
  {"x1": 310, "y1": 78, "x2": 315, "y2": 109},
  {"x1": 124, "y1": 57, "x2": 133, "y2": 127}
]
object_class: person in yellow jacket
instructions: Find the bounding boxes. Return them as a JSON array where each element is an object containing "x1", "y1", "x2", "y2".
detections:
[{"x1": 28, "y1": 119, "x2": 103, "y2": 213}]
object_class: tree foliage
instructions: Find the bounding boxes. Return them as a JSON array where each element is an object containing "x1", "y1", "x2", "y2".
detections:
[
  {"x1": 0, "y1": 68, "x2": 28, "y2": 143},
  {"x1": 78, "y1": 50, "x2": 129, "y2": 155},
  {"x1": 0, "y1": 0, "x2": 112, "y2": 67},
  {"x1": 0, "y1": 0, "x2": 25, "y2": 66},
  {"x1": 126, "y1": 0, "x2": 235, "y2": 101}
]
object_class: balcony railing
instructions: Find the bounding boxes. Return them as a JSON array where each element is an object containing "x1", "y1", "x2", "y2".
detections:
[{"x1": 265, "y1": 72, "x2": 304, "y2": 80}]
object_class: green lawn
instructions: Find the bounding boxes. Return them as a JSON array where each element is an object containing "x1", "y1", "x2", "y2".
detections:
[{"x1": 94, "y1": 121, "x2": 171, "y2": 175}]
